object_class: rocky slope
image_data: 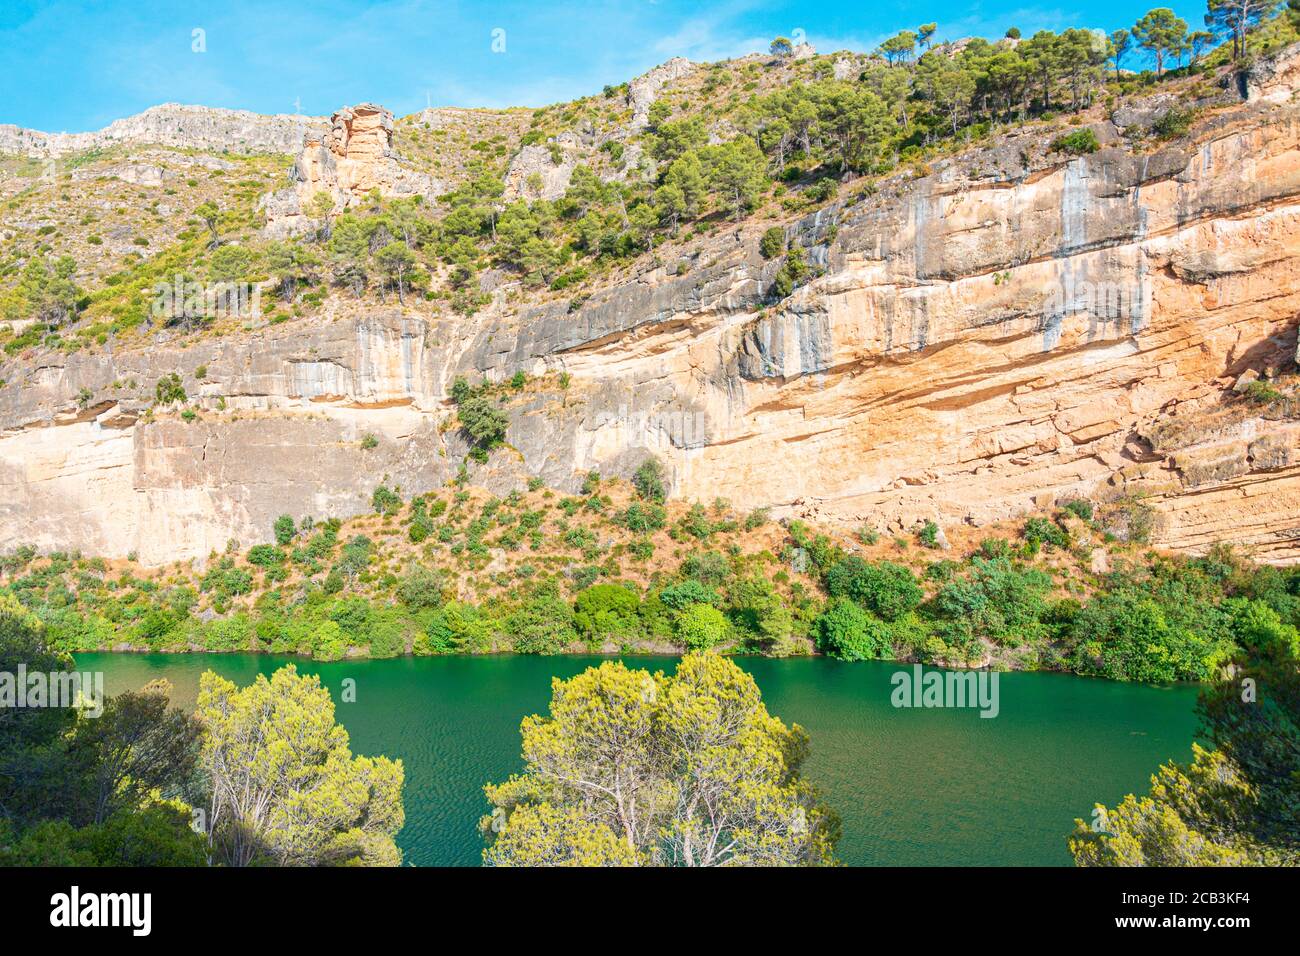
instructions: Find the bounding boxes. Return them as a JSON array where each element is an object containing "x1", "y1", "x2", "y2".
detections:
[
  {"x1": 3, "y1": 48, "x2": 1300, "y2": 566},
  {"x1": 260, "y1": 103, "x2": 443, "y2": 238},
  {"x1": 0, "y1": 103, "x2": 326, "y2": 157}
]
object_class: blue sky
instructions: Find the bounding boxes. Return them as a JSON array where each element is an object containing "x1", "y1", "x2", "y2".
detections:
[{"x1": 1, "y1": 0, "x2": 1212, "y2": 131}]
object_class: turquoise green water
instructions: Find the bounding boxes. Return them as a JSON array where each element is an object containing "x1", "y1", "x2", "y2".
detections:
[{"x1": 76, "y1": 653, "x2": 1201, "y2": 866}]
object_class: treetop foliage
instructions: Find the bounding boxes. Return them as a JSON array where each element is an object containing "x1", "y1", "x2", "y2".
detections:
[{"x1": 482, "y1": 652, "x2": 840, "y2": 866}]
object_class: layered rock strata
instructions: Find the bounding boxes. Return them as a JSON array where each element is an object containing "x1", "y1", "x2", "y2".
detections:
[{"x1": 4, "y1": 54, "x2": 1300, "y2": 564}]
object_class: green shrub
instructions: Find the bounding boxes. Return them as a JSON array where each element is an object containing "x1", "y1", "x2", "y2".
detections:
[
  {"x1": 815, "y1": 598, "x2": 890, "y2": 660},
  {"x1": 618, "y1": 501, "x2": 667, "y2": 533},
  {"x1": 550, "y1": 266, "x2": 588, "y2": 290},
  {"x1": 246, "y1": 544, "x2": 286, "y2": 568},
  {"x1": 203, "y1": 613, "x2": 256, "y2": 652},
  {"x1": 786, "y1": 521, "x2": 843, "y2": 573},
  {"x1": 1229, "y1": 599, "x2": 1300, "y2": 662},
  {"x1": 336, "y1": 534, "x2": 372, "y2": 576},
  {"x1": 437, "y1": 601, "x2": 495, "y2": 653},
  {"x1": 407, "y1": 497, "x2": 435, "y2": 542},
  {"x1": 727, "y1": 575, "x2": 795, "y2": 647},
  {"x1": 457, "y1": 395, "x2": 509, "y2": 451},
  {"x1": 660, "y1": 579, "x2": 719, "y2": 610},
  {"x1": 200, "y1": 562, "x2": 253, "y2": 598},
  {"x1": 856, "y1": 525, "x2": 880, "y2": 545},
  {"x1": 680, "y1": 550, "x2": 731, "y2": 587},
  {"x1": 632, "y1": 457, "x2": 666, "y2": 503},
  {"x1": 415, "y1": 610, "x2": 456, "y2": 654},
  {"x1": 1153, "y1": 107, "x2": 1194, "y2": 140},
  {"x1": 1050, "y1": 128, "x2": 1099, "y2": 155},
  {"x1": 933, "y1": 557, "x2": 1051, "y2": 644},
  {"x1": 884, "y1": 612, "x2": 931, "y2": 658},
  {"x1": 510, "y1": 593, "x2": 576, "y2": 654},
  {"x1": 573, "y1": 583, "x2": 641, "y2": 638},
  {"x1": 154, "y1": 373, "x2": 186, "y2": 405},
  {"x1": 408, "y1": 511, "x2": 433, "y2": 543},
  {"x1": 308, "y1": 620, "x2": 348, "y2": 661},
  {"x1": 368, "y1": 615, "x2": 406, "y2": 658},
  {"x1": 759, "y1": 227, "x2": 786, "y2": 259},
  {"x1": 675, "y1": 602, "x2": 729, "y2": 650},
  {"x1": 273, "y1": 514, "x2": 296, "y2": 545},
  {"x1": 771, "y1": 246, "x2": 809, "y2": 299},
  {"x1": 824, "y1": 558, "x2": 922, "y2": 621},
  {"x1": 1062, "y1": 499, "x2": 1093, "y2": 521},
  {"x1": 372, "y1": 484, "x2": 403, "y2": 515},
  {"x1": 674, "y1": 503, "x2": 718, "y2": 541},
  {"x1": 398, "y1": 565, "x2": 445, "y2": 610},
  {"x1": 978, "y1": 538, "x2": 1012, "y2": 559},
  {"x1": 330, "y1": 597, "x2": 373, "y2": 644},
  {"x1": 1023, "y1": 517, "x2": 1069, "y2": 553},
  {"x1": 1243, "y1": 379, "x2": 1283, "y2": 405}
]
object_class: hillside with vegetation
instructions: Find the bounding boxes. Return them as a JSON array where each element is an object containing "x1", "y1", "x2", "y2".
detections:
[
  {"x1": 2, "y1": 2, "x2": 1300, "y2": 689},
  {"x1": 4, "y1": 451, "x2": 1298, "y2": 686},
  {"x1": 4, "y1": 6, "x2": 1297, "y2": 354},
  {"x1": 2, "y1": 1, "x2": 1300, "y2": 874}
]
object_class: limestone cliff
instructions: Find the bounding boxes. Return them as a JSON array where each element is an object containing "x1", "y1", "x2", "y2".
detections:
[
  {"x1": 4, "y1": 49, "x2": 1300, "y2": 566},
  {"x1": 260, "y1": 103, "x2": 444, "y2": 237}
]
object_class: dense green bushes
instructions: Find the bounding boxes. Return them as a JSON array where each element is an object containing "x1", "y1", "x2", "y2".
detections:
[
  {"x1": 13, "y1": 541, "x2": 1290, "y2": 680},
  {"x1": 932, "y1": 557, "x2": 1053, "y2": 644},
  {"x1": 676, "y1": 603, "x2": 730, "y2": 650},
  {"x1": 6, "y1": 489, "x2": 1298, "y2": 685},
  {"x1": 1067, "y1": 589, "x2": 1229, "y2": 682},
  {"x1": 574, "y1": 583, "x2": 640, "y2": 639},
  {"x1": 1063, "y1": 559, "x2": 1241, "y2": 682},
  {"x1": 1050, "y1": 128, "x2": 1100, "y2": 155},
  {"x1": 815, "y1": 598, "x2": 891, "y2": 660},
  {"x1": 802, "y1": 517, "x2": 1299, "y2": 680},
  {"x1": 825, "y1": 557, "x2": 923, "y2": 620}
]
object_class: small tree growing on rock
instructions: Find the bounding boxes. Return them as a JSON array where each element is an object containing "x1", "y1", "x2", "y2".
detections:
[{"x1": 632, "y1": 457, "x2": 667, "y2": 503}]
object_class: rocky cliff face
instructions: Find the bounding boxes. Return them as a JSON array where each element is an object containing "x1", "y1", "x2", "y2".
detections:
[
  {"x1": 260, "y1": 103, "x2": 444, "y2": 237},
  {"x1": 627, "y1": 58, "x2": 694, "y2": 130},
  {"x1": 0, "y1": 103, "x2": 326, "y2": 157},
  {"x1": 4, "y1": 52, "x2": 1300, "y2": 566}
]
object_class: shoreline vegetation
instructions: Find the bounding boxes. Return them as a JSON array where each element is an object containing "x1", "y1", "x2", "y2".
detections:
[{"x1": 7, "y1": 464, "x2": 1299, "y2": 688}]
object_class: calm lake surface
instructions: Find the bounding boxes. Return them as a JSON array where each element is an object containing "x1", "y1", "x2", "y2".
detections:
[{"x1": 76, "y1": 652, "x2": 1201, "y2": 866}]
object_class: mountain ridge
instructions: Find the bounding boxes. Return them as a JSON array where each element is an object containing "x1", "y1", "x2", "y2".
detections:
[{"x1": 0, "y1": 102, "x2": 330, "y2": 157}]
